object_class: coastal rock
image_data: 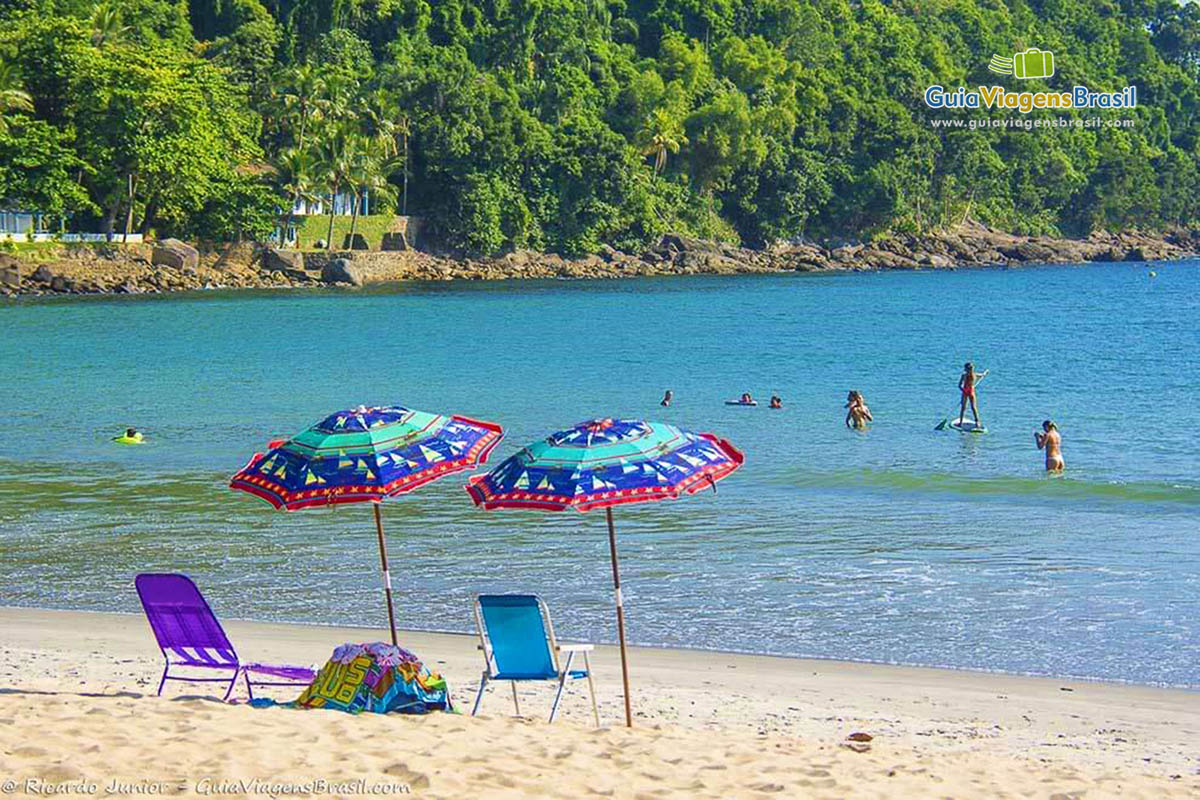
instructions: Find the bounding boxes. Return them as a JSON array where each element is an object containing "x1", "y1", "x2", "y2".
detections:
[
  {"x1": 31, "y1": 265, "x2": 55, "y2": 284},
  {"x1": 152, "y1": 238, "x2": 199, "y2": 270},
  {"x1": 261, "y1": 248, "x2": 305, "y2": 274},
  {"x1": 0, "y1": 255, "x2": 20, "y2": 289},
  {"x1": 322, "y1": 257, "x2": 364, "y2": 286}
]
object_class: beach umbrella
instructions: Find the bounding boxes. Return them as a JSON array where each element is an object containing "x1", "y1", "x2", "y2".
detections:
[
  {"x1": 230, "y1": 405, "x2": 503, "y2": 646},
  {"x1": 465, "y1": 418, "x2": 743, "y2": 727}
]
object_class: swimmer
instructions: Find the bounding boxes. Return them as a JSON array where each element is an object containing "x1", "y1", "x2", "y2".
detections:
[
  {"x1": 769, "y1": 395, "x2": 782, "y2": 409},
  {"x1": 844, "y1": 391, "x2": 873, "y2": 429},
  {"x1": 661, "y1": 389, "x2": 673, "y2": 407},
  {"x1": 114, "y1": 427, "x2": 144, "y2": 444},
  {"x1": 957, "y1": 362, "x2": 989, "y2": 426},
  {"x1": 1034, "y1": 420, "x2": 1064, "y2": 472},
  {"x1": 740, "y1": 392, "x2": 754, "y2": 405}
]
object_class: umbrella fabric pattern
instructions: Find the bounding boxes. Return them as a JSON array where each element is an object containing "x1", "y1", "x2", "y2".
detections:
[
  {"x1": 466, "y1": 418, "x2": 741, "y2": 512},
  {"x1": 232, "y1": 406, "x2": 503, "y2": 509}
]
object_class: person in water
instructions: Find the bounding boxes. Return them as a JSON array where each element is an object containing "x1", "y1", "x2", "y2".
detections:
[
  {"x1": 1034, "y1": 420, "x2": 1064, "y2": 472},
  {"x1": 125, "y1": 427, "x2": 139, "y2": 439},
  {"x1": 845, "y1": 391, "x2": 873, "y2": 429},
  {"x1": 740, "y1": 392, "x2": 754, "y2": 405},
  {"x1": 661, "y1": 390, "x2": 673, "y2": 407},
  {"x1": 957, "y1": 362, "x2": 989, "y2": 425},
  {"x1": 769, "y1": 395, "x2": 782, "y2": 409}
]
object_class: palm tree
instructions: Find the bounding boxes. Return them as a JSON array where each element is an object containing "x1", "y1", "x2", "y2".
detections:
[
  {"x1": 314, "y1": 124, "x2": 357, "y2": 249},
  {"x1": 347, "y1": 142, "x2": 399, "y2": 245},
  {"x1": 274, "y1": 148, "x2": 318, "y2": 247},
  {"x1": 0, "y1": 62, "x2": 33, "y2": 136},
  {"x1": 274, "y1": 65, "x2": 328, "y2": 152},
  {"x1": 362, "y1": 90, "x2": 412, "y2": 214},
  {"x1": 90, "y1": 2, "x2": 129, "y2": 46},
  {"x1": 636, "y1": 108, "x2": 688, "y2": 174}
]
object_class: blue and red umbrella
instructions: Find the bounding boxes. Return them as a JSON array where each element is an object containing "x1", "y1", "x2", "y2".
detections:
[
  {"x1": 467, "y1": 418, "x2": 743, "y2": 726},
  {"x1": 232, "y1": 405, "x2": 503, "y2": 645}
]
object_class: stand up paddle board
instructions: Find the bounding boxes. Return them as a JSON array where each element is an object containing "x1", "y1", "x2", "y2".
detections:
[{"x1": 941, "y1": 417, "x2": 987, "y2": 434}]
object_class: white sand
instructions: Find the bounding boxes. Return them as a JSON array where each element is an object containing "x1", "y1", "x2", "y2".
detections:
[{"x1": 0, "y1": 607, "x2": 1197, "y2": 798}]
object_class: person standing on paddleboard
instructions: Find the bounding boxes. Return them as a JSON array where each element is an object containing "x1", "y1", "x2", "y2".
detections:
[
  {"x1": 1034, "y1": 420, "x2": 1064, "y2": 472},
  {"x1": 957, "y1": 362, "x2": 988, "y2": 427}
]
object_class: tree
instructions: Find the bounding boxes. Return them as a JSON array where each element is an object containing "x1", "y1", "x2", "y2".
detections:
[
  {"x1": 635, "y1": 107, "x2": 688, "y2": 174},
  {"x1": 0, "y1": 61, "x2": 32, "y2": 136}
]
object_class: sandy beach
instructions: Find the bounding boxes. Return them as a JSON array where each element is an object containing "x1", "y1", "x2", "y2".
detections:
[{"x1": 0, "y1": 607, "x2": 1196, "y2": 798}]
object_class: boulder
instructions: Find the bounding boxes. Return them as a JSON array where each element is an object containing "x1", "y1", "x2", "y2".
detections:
[
  {"x1": 152, "y1": 238, "x2": 199, "y2": 270},
  {"x1": 261, "y1": 248, "x2": 305, "y2": 274},
  {"x1": 322, "y1": 257, "x2": 364, "y2": 286},
  {"x1": 31, "y1": 265, "x2": 55, "y2": 284},
  {"x1": 49, "y1": 275, "x2": 75, "y2": 293},
  {"x1": 342, "y1": 232, "x2": 370, "y2": 250},
  {"x1": 381, "y1": 232, "x2": 409, "y2": 251},
  {"x1": 0, "y1": 254, "x2": 19, "y2": 289}
]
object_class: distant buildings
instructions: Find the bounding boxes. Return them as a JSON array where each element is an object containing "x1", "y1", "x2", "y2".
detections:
[{"x1": 0, "y1": 209, "x2": 144, "y2": 243}]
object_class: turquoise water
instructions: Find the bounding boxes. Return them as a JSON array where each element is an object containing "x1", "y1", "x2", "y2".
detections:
[{"x1": 2, "y1": 262, "x2": 1198, "y2": 686}]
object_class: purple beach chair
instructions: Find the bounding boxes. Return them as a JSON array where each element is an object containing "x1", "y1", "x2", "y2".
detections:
[{"x1": 135, "y1": 573, "x2": 316, "y2": 701}]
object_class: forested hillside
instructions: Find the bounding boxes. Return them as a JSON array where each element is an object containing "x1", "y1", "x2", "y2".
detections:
[{"x1": 1, "y1": 0, "x2": 1198, "y2": 254}]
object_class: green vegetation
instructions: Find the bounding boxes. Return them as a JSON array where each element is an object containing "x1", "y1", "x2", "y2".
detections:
[
  {"x1": 294, "y1": 213, "x2": 397, "y2": 250},
  {"x1": 1, "y1": 0, "x2": 1199, "y2": 254}
]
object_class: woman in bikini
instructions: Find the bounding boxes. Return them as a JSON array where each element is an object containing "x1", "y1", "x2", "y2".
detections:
[
  {"x1": 957, "y1": 362, "x2": 988, "y2": 426},
  {"x1": 844, "y1": 391, "x2": 873, "y2": 429},
  {"x1": 1034, "y1": 420, "x2": 1065, "y2": 472}
]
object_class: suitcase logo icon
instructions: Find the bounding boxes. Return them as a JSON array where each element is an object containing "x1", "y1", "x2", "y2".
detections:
[{"x1": 988, "y1": 49, "x2": 1055, "y2": 80}]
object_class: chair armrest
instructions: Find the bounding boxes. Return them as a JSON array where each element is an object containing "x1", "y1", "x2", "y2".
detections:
[{"x1": 557, "y1": 643, "x2": 594, "y2": 652}]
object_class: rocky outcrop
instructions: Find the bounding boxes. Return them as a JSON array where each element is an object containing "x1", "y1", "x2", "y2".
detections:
[
  {"x1": 4, "y1": 225, "x2": 1197, "y2": 298},
  {"x1": 151, "y1": 238, "x2": 199, "y2": 270},
  {"x1": 261, "y1": 247, "x2": 306, "y2": 275},
  {"x1": 0, "y1": 254, "x2": 20, "y2": 289},
  {"x1": 321, "y1": 257, "x2": 365, "y2": 286}
]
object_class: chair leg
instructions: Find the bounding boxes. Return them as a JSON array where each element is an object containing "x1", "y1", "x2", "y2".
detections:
[
  {"x1": 156, "y1": 663, "x2": 169, "y2": 697},
  {"x1": 222, "y1": 669, "x2": 239, "y2": 702},
  {"x1": 511, "y1": 681, "x2": 520, "y2": 716},
  {"x1": 471, "y1": 672, "x2": 488, "y2": 717},
  {"x1": 583, "y1": 652, "x2": 600, "y2": 727},
  {"x1": 549, "y1": 652, "x2": 574, "y2": 723},
  {"x1": 243, "y1": 668, "x2": 255, "y2": 701}
]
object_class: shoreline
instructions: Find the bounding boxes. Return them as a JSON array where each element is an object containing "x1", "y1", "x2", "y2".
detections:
[
  {"x1": 2, "y1": 224, "x2": 1195, "y2": 298},
  {"x1": 5, "y1": 603, "x2": 1195, "y2": 693},
  {"x1": 1, "y1": 606, "x2": 1198, "y2": 796}
]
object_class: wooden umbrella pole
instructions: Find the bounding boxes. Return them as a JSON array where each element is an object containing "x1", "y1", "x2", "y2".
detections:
[
  {"x1": 374, "y1": 503, "x2": 399, "y2": 646},
  {"x1": 607, "y1": 507, "x2": 633, "y2": 728}
]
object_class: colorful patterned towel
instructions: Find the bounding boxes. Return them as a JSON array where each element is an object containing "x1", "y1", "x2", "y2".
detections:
[{"x1": 288, "y1": 642, "x2": 453, "y2": 714}]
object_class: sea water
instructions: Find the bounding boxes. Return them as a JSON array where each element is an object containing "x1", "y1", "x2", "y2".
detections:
[{"x1": 1, "y1": 261, "x2": 1197, "y2": 685}]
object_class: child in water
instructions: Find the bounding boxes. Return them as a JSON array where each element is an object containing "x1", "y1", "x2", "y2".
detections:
[
  {"x1": 769, "y1": 395, "x2": 782, "y2": 409},
  {"x1": 1034, "y1": 420, "x2": 1064, "y2": 472},
  {"x1": 740, "y1": 392, "x2": 754, "y2": 405},
  {"x1": 844, "y1": 391, "x2": 873, "y2": 429},
  {"x1": 660, "y1": 390, "x2": 673, "y2": 407},
  {"x1": 957, "y1": 362, "x2": 989, "y2": 425}
]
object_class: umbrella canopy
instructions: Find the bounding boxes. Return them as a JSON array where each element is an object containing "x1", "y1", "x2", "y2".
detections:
[
  {"x1": 231, "y1": 405, "x2": 503, "y2": 645},
  {"x1": 466, "y1": 418, "x2": 742, "y2": 727},
  {"x1": 466, "y1": 418, "x2": 741, "y2": 512},
  {"x1": 232, "y1": 405, "x2": 503, "y2": 509}
]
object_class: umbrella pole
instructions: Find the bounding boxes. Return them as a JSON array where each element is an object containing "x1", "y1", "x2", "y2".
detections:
[
  {"x1": 606, "y1": 507, "x2": 633, "y2": 728},
  {"x1": 374, "y1": 503, "x2": 399, "y2": 646}
]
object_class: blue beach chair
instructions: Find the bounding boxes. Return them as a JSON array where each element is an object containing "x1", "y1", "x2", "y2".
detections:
[{"x1": 471, "y1": 594, "x2": 600, "y2": 726}]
